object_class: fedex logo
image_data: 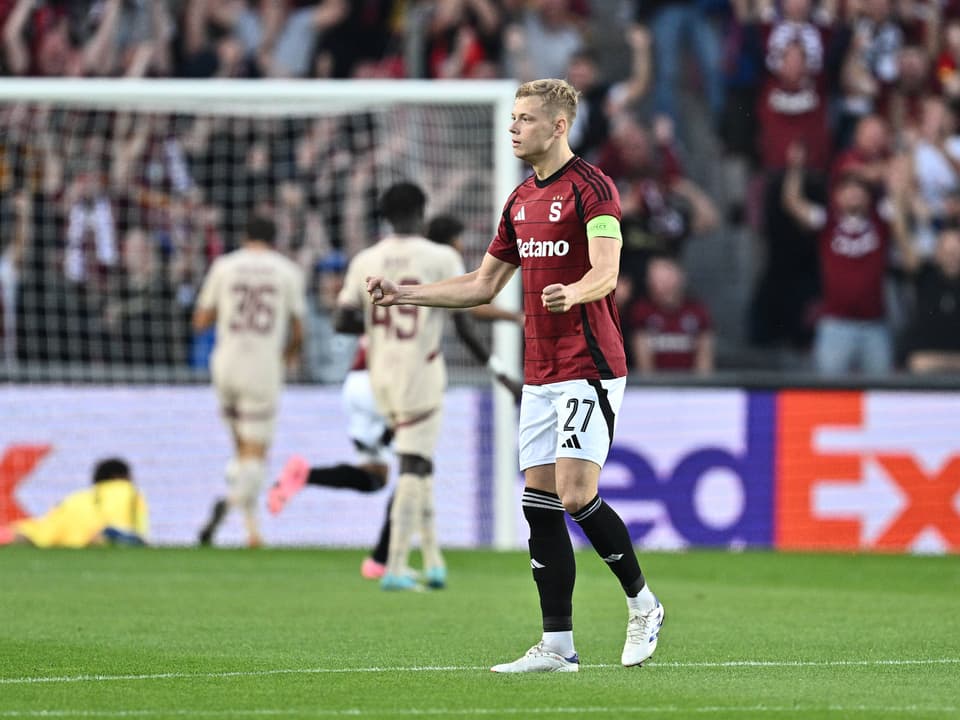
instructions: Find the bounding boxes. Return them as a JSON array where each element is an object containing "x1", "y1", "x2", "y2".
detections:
[
  {"x1": 776, "y1": 392, "x2": 960, "y2": 553},
  {"x1": 0, "y1": 444, "x2": 51, "y2": 525},
  {"x1": 564, "y1": 388, "x2": 960, "y2": 554},
  {"x1": 568, "y1": 392, "x2": 775, "y2": 549}
]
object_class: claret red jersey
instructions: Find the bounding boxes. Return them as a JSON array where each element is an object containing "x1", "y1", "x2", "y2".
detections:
[{"x1": 487, "y1": 156, "x2": 627, "y2": 385}]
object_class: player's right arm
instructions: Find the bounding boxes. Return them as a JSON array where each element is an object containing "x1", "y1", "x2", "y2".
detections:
[
  {"x1": 367, "y1": 251, "x2": 517, "y2": 309},
  {"x1": 334, "y1": 251, "x2": 369, "y2": 334}
]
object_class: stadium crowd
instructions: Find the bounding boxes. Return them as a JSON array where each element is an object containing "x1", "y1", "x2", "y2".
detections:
[{"x1": 1, "y1": 0, "x2": 960, "y2": 378}]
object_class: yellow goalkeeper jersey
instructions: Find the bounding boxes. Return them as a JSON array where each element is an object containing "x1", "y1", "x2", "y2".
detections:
[{"x1": 14, "y1": 480, "x2": 149, "y2": 548}]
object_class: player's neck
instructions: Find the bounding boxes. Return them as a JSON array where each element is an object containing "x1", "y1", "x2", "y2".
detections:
[
  {"x1": 242, "y1": 241, "x2": 271, "y2": 251},
  {"x1": 530, "y1": 145, "x2": 575, "y2": 181},
  {"x1": 389, "y1": 221, "x2": 422, "y2": 236}
]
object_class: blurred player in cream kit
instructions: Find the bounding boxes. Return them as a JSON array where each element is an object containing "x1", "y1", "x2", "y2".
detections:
[
  {"x1": 367, "y1": 79, "x2": 664, "y2": 672},
  {"x1": 193, "y1": 215, "x2": 306, "y2": 548},
  {"x1": 268, "y1": 214, "x2": 522, "y2": 583},
  {"x1": 334, "y1": 183, "x2": 477, "y2": 592}
]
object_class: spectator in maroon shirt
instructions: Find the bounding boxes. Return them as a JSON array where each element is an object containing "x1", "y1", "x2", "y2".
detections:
[
  {"x1": 781, "y1": 142, "x2": 912, "y2": 375},
  {"x1": 750, "y1": 40, "x2": 829, "y2": 352},
  {"x1": 835, "y1": 0, "x2": 905, "y2": 146},
  {"x1": 759, "y1": 0, "x2": 836, "y2": 80},
  {"x1": 598, "y1": 114, "x2": 718, "y2": 292},
  {"x1": 629, "y1": 255, "x2": 714, "y2": 373},
  {"x1": 757, "y1": 40, "x2": 831, "y2": 174}
]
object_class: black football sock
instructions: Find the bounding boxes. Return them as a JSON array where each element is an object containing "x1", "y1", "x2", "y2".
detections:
[
  {"x1": 523, "y1": 488, "x2": 576, "y2": 632},
  {"x1": 369, "y1": 494, "x2": 393, "y2": 565},
  {"x1": 571, "y1": 495, "x2": 646, "y2": 597},
  {"x1": 307, "y1": 464, "x2": 385, "y2": 492},
  {"x1": 198, "y1": 498, "x2": 227, "y2": 546}
]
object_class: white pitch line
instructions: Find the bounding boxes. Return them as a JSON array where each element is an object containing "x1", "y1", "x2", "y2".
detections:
[
  {"x1": 0, "y1": 658, "x2": 957, "y2": 686},
  {"x1": 0, "y1": 705, "x2": 958, "y2": 718}
]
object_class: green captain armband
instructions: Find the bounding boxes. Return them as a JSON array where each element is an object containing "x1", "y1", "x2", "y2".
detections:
[{"x1": 586, "y1": 214, "x2": 622, "y2": 243}]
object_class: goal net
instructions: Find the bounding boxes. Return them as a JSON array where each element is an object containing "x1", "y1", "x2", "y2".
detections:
[{"x1": 0, "y1": 79, "x2": 521, "y2": 548}]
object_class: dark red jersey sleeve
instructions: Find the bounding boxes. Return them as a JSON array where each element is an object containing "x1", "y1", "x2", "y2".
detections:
[
  {"x1": 571, "y1": 163, "x2": 621, "y2": 224},
  {"x1": 487, "y1": 189, "x2": 521, "y2": 265}
]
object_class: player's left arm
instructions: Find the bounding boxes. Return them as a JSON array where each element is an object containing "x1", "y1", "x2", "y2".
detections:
[
  {"x1": 334, "y1": 254, "x2": 368, "y2": 333},
  {"x1": 541, "y1": 217, "x2": 621, "y2": 313}
]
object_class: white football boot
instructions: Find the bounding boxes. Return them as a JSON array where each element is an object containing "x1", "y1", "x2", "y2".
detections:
[
  {"x1": 491, "y1": 641, "x2": 580, "y2": 673},
  {"x1": 621, "y1": 598, "x2": 664, "y2": 667}
]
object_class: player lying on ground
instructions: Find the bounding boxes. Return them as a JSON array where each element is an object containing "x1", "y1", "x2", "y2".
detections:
[{"x1": 0, "y1": 457, "x2": 148, "y2": 548}]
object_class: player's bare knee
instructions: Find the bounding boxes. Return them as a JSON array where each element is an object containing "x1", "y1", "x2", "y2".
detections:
[
  {"x1": 399, "y1": 454, "x2": 432, "y2": 477},
  {"x1": 559, "y1": 491, "x2": 596, "y2": 515},
  {"x1": 557, "y1": 480, "x2": 600, "y2": 514},
  {"x1": 237, "y1": 440, "x2": 268, "y2": 460},
  {"x1": 226, "y1": 490, "x2": 248, "y2": 508}
]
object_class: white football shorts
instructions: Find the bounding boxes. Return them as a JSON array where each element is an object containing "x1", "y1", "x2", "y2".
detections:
[
  {"x1": 518, "y1": 376, "x2": 626, "y2": 471},
  {"x1": 341, "y1": 369, "x2": 392, "y2": 465}
]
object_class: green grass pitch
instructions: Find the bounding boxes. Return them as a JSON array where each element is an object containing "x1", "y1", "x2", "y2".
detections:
[{"x1": 0, "y1": 547, "x2": 958, "y2": 719}]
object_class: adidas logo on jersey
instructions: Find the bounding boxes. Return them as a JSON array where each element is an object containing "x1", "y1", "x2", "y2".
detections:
[
  {"x1": 517, "y1": 238, "x2": 570, "y2": 258},
  {"x1": 513, "y1": 206, "x2": 526, "y2": 222},
  {"x1": 560, "y1": 435, "x2": 581, "y2": 449}
]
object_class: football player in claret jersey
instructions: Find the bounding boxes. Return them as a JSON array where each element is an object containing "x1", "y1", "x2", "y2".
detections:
[
  {"x1": 193, "y1": 215, "x2": 306, "y2": 548},
  {"x1": 367, "y1": 79, "x2": 664, "y2": 672}
]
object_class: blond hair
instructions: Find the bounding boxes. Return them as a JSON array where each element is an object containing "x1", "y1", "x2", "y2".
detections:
[{"x1": 516, "y1": 78, "x2": 579, "y2": 124}]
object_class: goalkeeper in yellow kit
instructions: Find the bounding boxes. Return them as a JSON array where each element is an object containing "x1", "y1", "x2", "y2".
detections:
[{"x1": 1, "y1": 458, "x2": 149, "y2": 547}]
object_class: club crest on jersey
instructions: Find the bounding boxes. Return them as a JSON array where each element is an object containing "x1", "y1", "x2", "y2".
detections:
[{"x1": 517, "y1": 237, "x2": 570, "y2": 258}]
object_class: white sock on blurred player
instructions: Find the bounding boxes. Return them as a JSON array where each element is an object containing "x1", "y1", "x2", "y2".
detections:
[
  {"x1": 418, "y1": 475, "x2": 443, "y2": 572},
  {"x1": 234, "y1": 458, "x2": 266, "y2": 545},
  {"x1": 386, "y1": 473, "x2": 421, "y2": 576}
]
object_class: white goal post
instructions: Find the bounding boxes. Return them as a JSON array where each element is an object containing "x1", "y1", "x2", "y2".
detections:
[{"x1": 0, "y1": 78, "x2": 522, "y2": 549}]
